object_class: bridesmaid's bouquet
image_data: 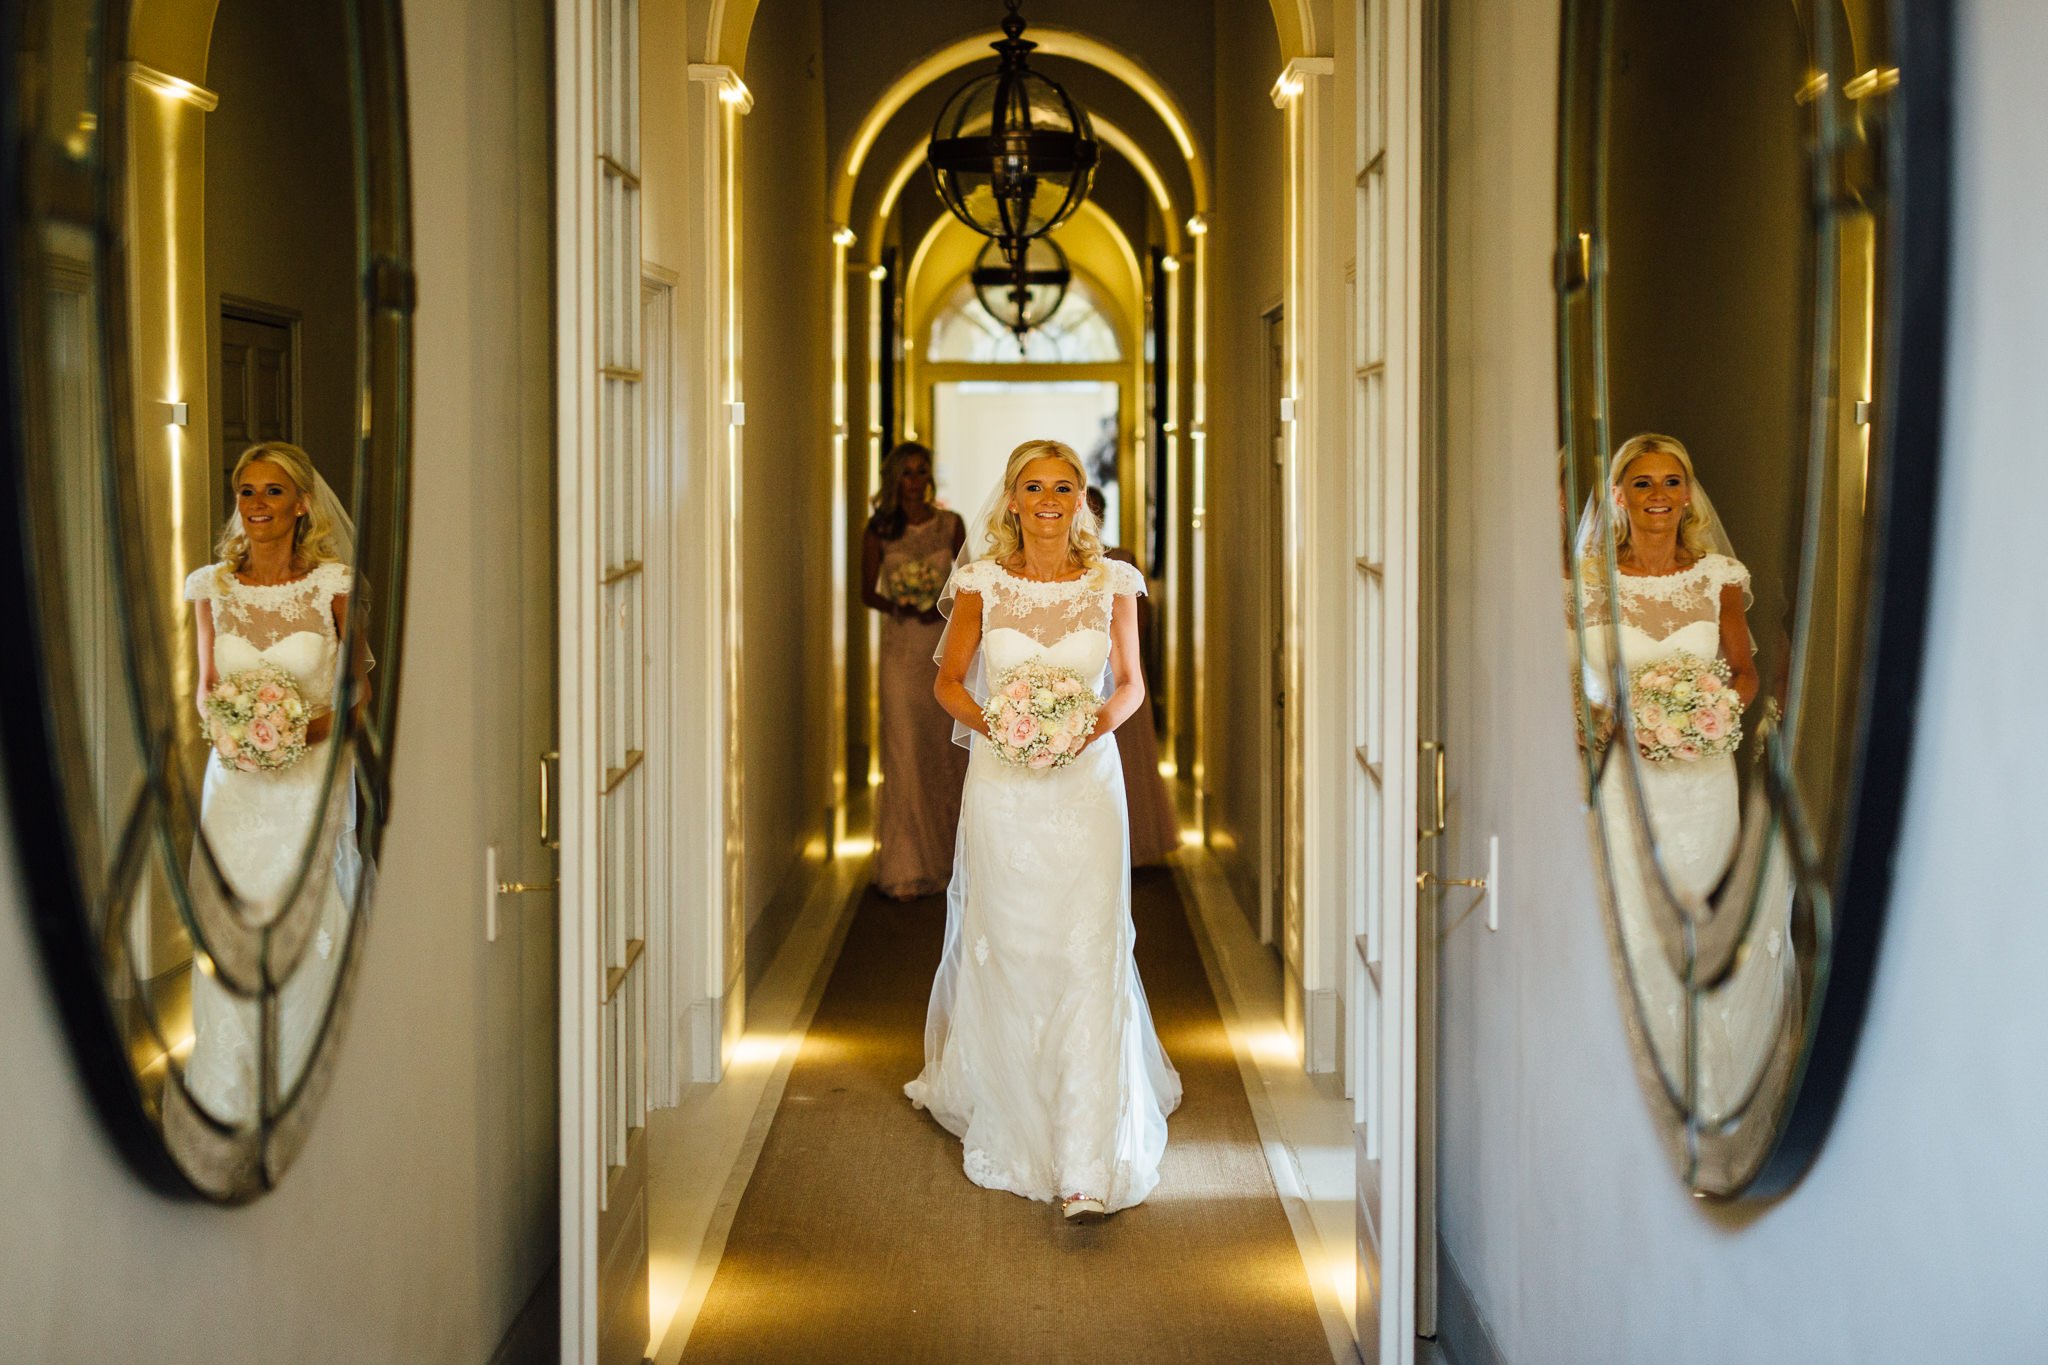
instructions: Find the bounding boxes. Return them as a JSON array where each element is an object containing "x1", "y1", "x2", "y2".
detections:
[
  {"x1": 205, "y1": 663, "x2": 311, "y2": 773},
  {"x1": 982, "y1": 661, "x2": 1099, "y2": 770},
  {"x1": 882, "y1": 558, "x2": 946, "y2": 613},
  {"x1": 1628, "y1": 652, "x2": 1741, "y2": 763}
]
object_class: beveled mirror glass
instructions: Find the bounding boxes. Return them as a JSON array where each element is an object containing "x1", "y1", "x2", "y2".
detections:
[
  {"x1": 2, "y1": 0, "x2": 412, "y2": 1200},
  {"x1": 1557, "y1": 0, "x2": 1947, "y2": 1195}
]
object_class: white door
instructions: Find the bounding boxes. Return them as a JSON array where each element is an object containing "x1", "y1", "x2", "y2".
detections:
[
  {"x1": 558, "y1": 0, "x2": 650, "y2": 1359},
  {"x1": 1350, "y1": 0, "x2": 1434, "y2": 1358}
]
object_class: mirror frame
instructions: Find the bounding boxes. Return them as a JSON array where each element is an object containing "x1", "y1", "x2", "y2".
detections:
[
  {"x1": 0, "y1": 0, "x2": 415, "y2": 1200},
  {"x1": 1555, "y1": 0, "x2": 1952, "y2": 1196}
]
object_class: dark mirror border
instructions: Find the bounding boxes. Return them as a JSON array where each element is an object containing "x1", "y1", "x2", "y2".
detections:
[{"x1": 1555, "y1": 0, "x2": 1952, "y2": 1199}]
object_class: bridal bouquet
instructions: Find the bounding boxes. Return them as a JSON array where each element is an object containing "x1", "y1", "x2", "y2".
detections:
[
  {"x1": 882, "y1": 558, "x2": 946, "y2": 614},
  {"x1": 1628, "y1": 652, "x2": 1741, "y2": 763},
  {"x1": 982, "y1": 661, "x2": 1099, "y2": 770},
  {"x1": 205, "y1": 663, "x2": 311, "y2": 773}
]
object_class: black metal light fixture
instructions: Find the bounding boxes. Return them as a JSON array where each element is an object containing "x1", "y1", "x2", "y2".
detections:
[
  {"x1": 926, "y1": 0, "x2": 1098, "y2": 258},
  {"x1": 972, "y1": 234, "x2": 1070, "y2": 342}
]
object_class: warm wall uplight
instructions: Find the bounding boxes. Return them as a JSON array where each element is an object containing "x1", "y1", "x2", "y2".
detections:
[
  {"x1": 1158, "y1": 758, "x2": 1178, "y2": 778},
  {"x1": 1179, "y1": 826, "x2": 1205, "y2": 848},
  {"x1": 1160, "y1": 256, "x2": 1181, "y2": 274},
  {"x1": 1843, "y1": 66, "x2": 1901, "y2": 99},
  {"x1": 1271, "y1": 70, "x2": 1305, "y2": 102},
  {"x1": 123, "y1": 61, "x2": 220, "y2": 111},
  {"x1": 868, "y1": 265, "x2": 888, "y2": 282},
  {"x1": 1185, "y1": 214, "x2": 1208, "y2": 236},
  {"x1": 718, "y1": 78, "x2": 753, "y2": 107},
  {"x1": 832, "y1": 225, "x2": 857, "y2": 247},
  {"x1": 836, "y1": 832, "x2": 875, "y2": 858},
  {"x1": 1795, "y1": 71, "x2": 1830, "y2": 105}
]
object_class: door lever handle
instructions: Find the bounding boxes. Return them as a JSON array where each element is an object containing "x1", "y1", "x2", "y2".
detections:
[
  {"x1": 538, "y1": 750, "x2": 560, "y2": 850},
  {"x1": 1419, "y1": 740, "x2": 1448, "y2": 838},
  {"x1": 1417, "y1": 870, "x2": 1487, "y2": 892}
]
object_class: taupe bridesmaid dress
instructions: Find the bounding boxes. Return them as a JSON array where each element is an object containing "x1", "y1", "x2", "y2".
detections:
[
  {"x1": 1104, "y1": 548, "x2": 1180, "y2": 867},
  {"x1": 874, "y1": 510, "x2": 970, "y2": 898}
]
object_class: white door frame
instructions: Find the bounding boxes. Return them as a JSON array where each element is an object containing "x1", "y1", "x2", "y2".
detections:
[
  {"x1": 1345, "y1": 0, "x2": 1431, "y2": 1358},
  {"x1": 554, "y1": 0, "x2": 602, "y2": 1356},
  {"x1": 642, "y1": 265, "x2": 681, "y2": 1105},
  {"x1": 680, "y1": 62, "x2": 751, "y2": 1082}
]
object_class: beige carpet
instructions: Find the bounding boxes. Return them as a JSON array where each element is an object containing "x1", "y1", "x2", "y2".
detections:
[{"x1": 681, "y1": 868, "x2": 1336, "y2": 1363}]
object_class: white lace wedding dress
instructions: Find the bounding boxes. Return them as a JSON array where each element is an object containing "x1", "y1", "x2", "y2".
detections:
[
  {"x1": 180, "y1": 560, "x2": 360, "y2": 1125},
  {"x1": 1579, "y1": 553, "x2": 1796, "y2": 1119},
  {"x1": 905, "y1": 557, "x2": 1182, "y2": 1212}
]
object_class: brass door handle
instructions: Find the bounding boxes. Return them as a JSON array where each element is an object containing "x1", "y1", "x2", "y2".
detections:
[
  {"x1": 1420, "y1": 740, "x2": 1447, "y2": 838},
  {"x1": 497, "y1": 878, "x2": 559, "y2": 895},
  {"x1": 539, "y1": 750, "x2": 560, "y2": 850},
  {"x1": 1417, "y1": 870, "x2": 1487, "y2": 892}
]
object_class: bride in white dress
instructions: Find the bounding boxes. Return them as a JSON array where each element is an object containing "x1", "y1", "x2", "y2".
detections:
[
  {"x1": 1576, "y1": 433, "x2": 1798, "y2": 1121},
  {"x1": 181, "y1": 442, "x2": 366, "y2": 1126},
  {"x1": 906, "y1": 438, "x2": 1182, "y2": 1221}
]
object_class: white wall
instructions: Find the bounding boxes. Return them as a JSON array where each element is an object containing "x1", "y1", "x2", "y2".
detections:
[
  {"x1": 1207, "y1": 0, "x2": 1286, "y2": 926},
  {"x1": 0, "y1": 1, "x2": 557, "y2": 1358},
  {"x1": 1436, "y1": 1, "x2": 2048, "y2": 1361}
]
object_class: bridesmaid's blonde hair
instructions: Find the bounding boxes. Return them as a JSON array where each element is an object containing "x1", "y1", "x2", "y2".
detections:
[
  {"x1": 1608, "y1": 432, "x2": 1716, "y2": 561},
  {"x1": 977, "y1": 438, "x2": 1105, "y2": 571},
  {"x1": 214, "y1": 442, "x2": 347, "y2": 571}
]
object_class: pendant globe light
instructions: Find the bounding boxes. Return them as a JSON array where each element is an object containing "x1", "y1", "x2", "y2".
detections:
[
  {"x1": 972, "y1": 234, "x2": 1070, "y2": 342},
  {"x1": 926, "y1": 0, "x2": 1099, "y2": 256}
]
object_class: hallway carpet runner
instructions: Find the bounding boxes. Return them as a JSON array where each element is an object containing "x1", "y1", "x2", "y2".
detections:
[{"x1": 682, "y1": 868, "x2": 1336, "y2": 1363}]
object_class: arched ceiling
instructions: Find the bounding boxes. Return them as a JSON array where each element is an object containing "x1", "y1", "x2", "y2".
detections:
[{"x1": 704, "y1": 0, "x2": 1316, "y2": 84}]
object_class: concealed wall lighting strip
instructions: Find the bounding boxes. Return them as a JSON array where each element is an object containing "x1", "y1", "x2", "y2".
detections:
[{"x1": 122, "y1": 62, "x2": 219, "y2": 111}]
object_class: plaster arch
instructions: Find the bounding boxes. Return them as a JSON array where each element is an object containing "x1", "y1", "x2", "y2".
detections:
[
  {"x1": 704, "y1": 0, "x2": 1316, "y2": 76},
  {"x1": 827, "y1": 27, "x2": 1210, "y2": 223},
  {"x1": 904, "y1": 196, "x2": 1144, "y2": 346}
]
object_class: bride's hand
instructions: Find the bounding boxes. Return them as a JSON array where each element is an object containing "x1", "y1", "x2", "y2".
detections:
[{"x1": 306, "y1": 713, "x2": 333, "y2": 746}]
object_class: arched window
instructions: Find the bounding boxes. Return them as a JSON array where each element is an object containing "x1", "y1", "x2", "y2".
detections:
[{"x1": 925, "y1": 270, "x2": 1124, "y2": 364}]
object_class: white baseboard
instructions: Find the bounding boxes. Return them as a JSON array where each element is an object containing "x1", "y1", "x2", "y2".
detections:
[
  {"x1": 1307, "y1": 984, "x2": 1341, "y2": 1075},
  {"x1": 1435, "y1": 1242, "x2": 1508, "y2": 1365},
  {"x1": 685, "y1": 997, "x2": 723, "y2": 1083}
]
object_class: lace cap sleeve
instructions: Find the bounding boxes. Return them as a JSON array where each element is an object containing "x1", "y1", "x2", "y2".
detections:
[
  {"x1": 950, "y1": 559, "x2": 998, "y2": 596},
  {"x1": 316, "y1": 560, "x2": 356, "y2": 596},
  {"x1": 1105, "y1": 558, "x2": 1146, "y2": 597},
  {"x1": 183, "y1": 563, "x2": 224, "y2": 602},
  {"x1": 1709, "y1": 554, "x2": 1751, "y2": 595}
]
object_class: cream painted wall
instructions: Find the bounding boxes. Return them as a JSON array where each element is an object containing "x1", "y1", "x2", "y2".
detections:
[
  {"x1": 202, "y1": 0, "x2": 357, "y2": 501},
  {"x1": 1206, "y1": 0, "x2": 1285, "y2": 928},
  {"x1": 0, "y1": 0, "x2": 558, "y2": 1358},
  {"x1": 737, "y1": 0, "x2": 834, "y2": 941},
  {"x1": 1435, "y1": 1, "x2": 2048, "y2": 1361}
]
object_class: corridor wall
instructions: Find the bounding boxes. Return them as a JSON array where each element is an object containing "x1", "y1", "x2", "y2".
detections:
[
  {"x1": 1206, "y1": 0, "x2": 1286, "y2": 932},
  {"x1": 1435, "y1": 1, "x2": 2048, "y2": 1361},
  {"x1": 0, "y1": 0, "x2": 559, "y2": 1359},
  {"x1": 735, "y1": 0, "x2": 833, "y2": 967}
]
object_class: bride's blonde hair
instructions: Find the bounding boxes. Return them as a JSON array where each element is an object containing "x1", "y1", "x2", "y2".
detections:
[
  {"x1": 976, "y1": 438, "x2": 1105, "y2": 571},
  {"x1": 1608, "y1": 432, "x2": 1716, "y2": 561},
  {"x1": 215, "y1": 442, "x2": 347, "y2": 570}
]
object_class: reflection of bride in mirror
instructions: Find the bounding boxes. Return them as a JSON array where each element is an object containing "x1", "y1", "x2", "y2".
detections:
[
  {"x1": 180, "y1": 441, "x2": 368, "y2": 1125},
  {"x1": 1575, "y1": 433, "x2": 1796, "y2": 1120}
]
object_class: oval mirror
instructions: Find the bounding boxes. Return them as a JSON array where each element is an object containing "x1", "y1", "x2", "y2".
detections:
[
  {"x1": 1, "y1": 0, "x2": 413, "y2": 1200},
  {"x1": 1557, "y1": 0, "x2": 1948, "y2": 1195}
]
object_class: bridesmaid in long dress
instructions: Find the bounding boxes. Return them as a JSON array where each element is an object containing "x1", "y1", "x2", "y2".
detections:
[
  {"x1": 863, "y1": 442, "x2": 969, "y2": 899},
  {"x1": 1087, "y1": 488, "x2": 1180, "y2": 867}
]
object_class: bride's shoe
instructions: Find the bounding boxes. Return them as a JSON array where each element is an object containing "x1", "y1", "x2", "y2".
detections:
[{"x1": 1061, "y1": 1194, "x2": 1107, "y2": 1222}]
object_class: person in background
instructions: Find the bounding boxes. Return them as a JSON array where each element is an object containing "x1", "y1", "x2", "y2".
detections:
[
  {"x1": 1087, "y1": 486, "x2": 1179, "y2": 867},
  {"x1": 861, "y1": 442, "x2": 969, "y2": 899}
]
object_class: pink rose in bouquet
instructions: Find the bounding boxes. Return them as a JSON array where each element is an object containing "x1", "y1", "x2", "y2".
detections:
[
  {"x1": 1627, "y1": 651, "x2": 1742, "y2": 764},
  {"x1": 981, "y1": 660, "x2": 1100, "y2": 771},
  {"x1": 204, "y1": 662, "x2": 311, "y2": 773}
]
